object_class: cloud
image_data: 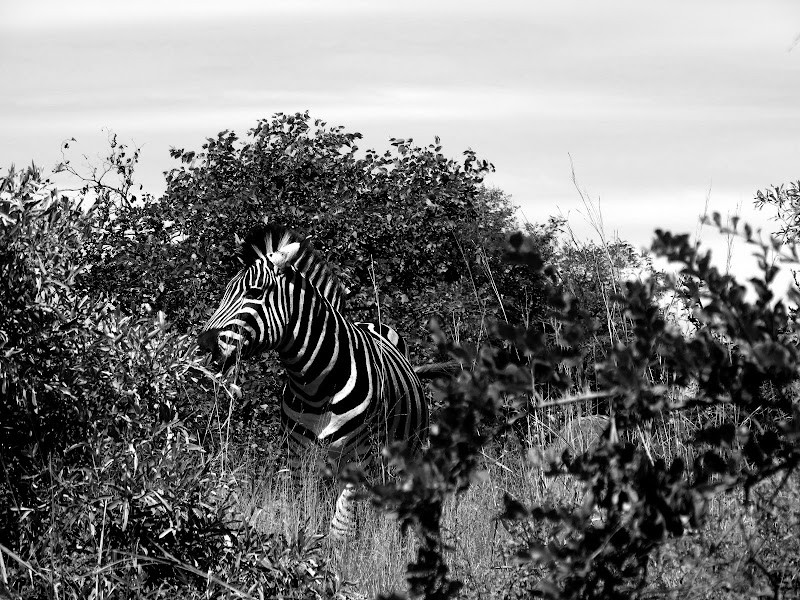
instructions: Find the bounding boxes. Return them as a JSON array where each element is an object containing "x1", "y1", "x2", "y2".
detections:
[
  {"x1": 1, "y1": 0, "x2": 489, "y2": 30},
  {"x1": 6, "y1": 81, "x2": 797, "y2": 138}
]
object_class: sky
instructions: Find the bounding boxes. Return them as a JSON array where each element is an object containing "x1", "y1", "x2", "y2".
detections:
[{"x1": 1, "y1": 0, "x2": 799, "y2": 284}]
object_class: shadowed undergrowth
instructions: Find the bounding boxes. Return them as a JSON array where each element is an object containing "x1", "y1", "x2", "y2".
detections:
[{"x1": 225, "y1": 401, "x2": 799, "y2": 599}]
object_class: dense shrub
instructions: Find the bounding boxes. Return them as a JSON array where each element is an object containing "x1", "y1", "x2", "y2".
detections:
[
  {"x1": 0, "y1": 165, "x2": 343, "y2": 599},
  {"x1": 74, "y1": 114, "x2": 549, "y2": 349},
  {"x1": 60, "y1": 116, "x2": 572, "y2": 463},
  {"x1": 61, "y1": 117, "x2": 654, "y2": 447},
  {"x1": 372, "y1": 223, "x2": 800, "y2": 599}
]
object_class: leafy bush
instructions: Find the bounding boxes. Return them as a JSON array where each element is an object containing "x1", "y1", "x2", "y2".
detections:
[
  {"x1": 62, "y1": 115, "x2": 561, "y2": 463},
  {"x1": 754, "y1": 180, "x2": 800, "y2": 245},
  {"x1": 371, "y1": 222, "x2": 800, "y2": 599},
  {"x1": 0, "y1": 164, "x2": 344, "y2": 599},
  {"x1": 62, "y1": 117, "x2": 651, "y2": 431},
  {"x1": 74, "y1": 114, "x2": 534, "y2": 341}
]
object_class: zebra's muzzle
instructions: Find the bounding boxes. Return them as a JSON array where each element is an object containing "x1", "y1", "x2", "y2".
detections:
[
  {"x1": 198, "y1": 328, "x2": 222, "y2": 355},
  {"x1": 198, "y1": 328, "x2": 244, "y2": 373}
]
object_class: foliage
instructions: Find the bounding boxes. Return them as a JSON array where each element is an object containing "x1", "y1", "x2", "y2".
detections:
[
  {"x1": 64, "y1": 115, "x2": 556, "y2": 446},
  {"x1": 218, "y1": 526, "x2": 346, "y2": 599},
  {"x1": 77, "y1": 113, "x2": 504, "y2": 334},
  {"x1": 0, "y1": 164, "x2": 343, "y2": 599},
  {"x1": 55, "y1": 130, "x2": 147, "y2": 208},
  {"x1": 64, "y1": 116, "x2": 646, "y2": 399},
  {"x1": 754, "y1": 180, "x2": 800, "y2": 294},
  {"x1": 370, "y1": 219, "x2": 800, "y2": 599},
  {"x1": 544, "y1": 226, "x2": 667, "y2": 391},
  {"x1": 754, "y1": 180, "x2": 800, "y2": 244}
]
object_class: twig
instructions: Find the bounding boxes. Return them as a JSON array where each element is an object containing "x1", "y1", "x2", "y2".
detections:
[{"x1": 531, "y1": 390, "x2": 613, "y2": 409}]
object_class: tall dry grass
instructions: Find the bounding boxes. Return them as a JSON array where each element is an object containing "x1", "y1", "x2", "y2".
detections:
[
  {"x1": 224, "y1": 397, "x2": 798, "y2": 597},
  {"x1": 218, "y1": 401, "x2": 662, "y2": 592}
]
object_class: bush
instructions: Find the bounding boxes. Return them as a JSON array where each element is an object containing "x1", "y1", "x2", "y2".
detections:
[
  {"x1": 0, "y1": 164, "x2": 344, "y2": 599},
  {"x1": 371, "y1": 222, "x2": 800, "y2": 599}
]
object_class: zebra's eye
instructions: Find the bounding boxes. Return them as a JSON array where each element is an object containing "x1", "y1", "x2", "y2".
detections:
[{"x1": 243, "y1": 287, "x2": 264, "y2": 299}]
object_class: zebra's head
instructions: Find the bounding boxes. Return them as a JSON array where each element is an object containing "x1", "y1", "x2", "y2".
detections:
[
  {"x1": 198, "y1": 223, "x2": 345, "y2": 372},
  {"x1": 197, "y1": 252, "x2": 286, "y2": 371}
]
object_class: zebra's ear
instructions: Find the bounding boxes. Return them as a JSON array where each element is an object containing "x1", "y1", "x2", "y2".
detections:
[{"x1": 267, "y1": 241, "x2": 300, "y2": 272}]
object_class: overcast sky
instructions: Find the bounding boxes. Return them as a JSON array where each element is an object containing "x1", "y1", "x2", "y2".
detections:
[{"x1": 2, "y1": 0, "x2": 798, "y2": 280}]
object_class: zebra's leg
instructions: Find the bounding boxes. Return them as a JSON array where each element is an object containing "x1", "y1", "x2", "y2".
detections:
[
  {"x1": 329, "y1": 482, "x2": 358, "y2": 541},
  {"x1": 326, "y1": 439, "x2": 372, "y2": 541},
  {"x1": 282, "y1": 409, "x2": 362, "y2": 540}
]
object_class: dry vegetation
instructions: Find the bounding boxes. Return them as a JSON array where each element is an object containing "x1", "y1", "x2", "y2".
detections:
[{"x1": 218, "y1": 397, "x2": 799, "y2": 599}]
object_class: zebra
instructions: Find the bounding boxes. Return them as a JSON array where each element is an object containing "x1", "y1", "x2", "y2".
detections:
[{"x1": 198, "y1": 223, "x2": 429, "y2": 539}]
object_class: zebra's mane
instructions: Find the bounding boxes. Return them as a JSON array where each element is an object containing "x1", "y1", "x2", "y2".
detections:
[{"x1": 239, "y1": 223, "x2": 347, "y2": 311}]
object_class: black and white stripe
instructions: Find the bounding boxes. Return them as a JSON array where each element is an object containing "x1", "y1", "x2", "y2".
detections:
[{"x1": 198, "y1": 223, "x2": 428, "y2": 539}]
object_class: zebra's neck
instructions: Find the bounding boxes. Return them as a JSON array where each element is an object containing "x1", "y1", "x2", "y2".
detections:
[{"x1": 275, "y1": 269, "x2": 358, "y2": 406}]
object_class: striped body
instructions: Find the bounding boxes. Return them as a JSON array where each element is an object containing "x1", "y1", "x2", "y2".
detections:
[{"x1": 198, "y1": 224, "x2": 428, "y2": 538}]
